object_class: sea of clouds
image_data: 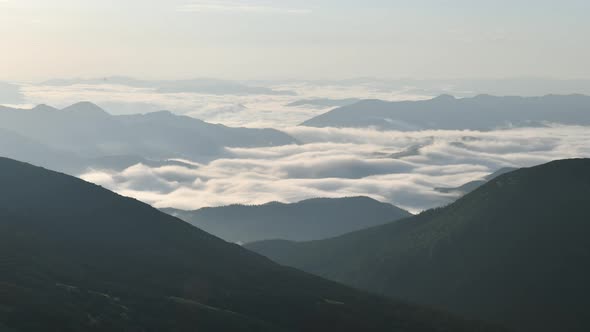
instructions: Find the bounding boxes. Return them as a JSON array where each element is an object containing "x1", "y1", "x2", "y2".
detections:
[
  {"x1": 3, "y1": 79, "x2": 589, "y2": 212},
  {"x1": 80, "y1": 125, "x2": 590, "y2": 213}
]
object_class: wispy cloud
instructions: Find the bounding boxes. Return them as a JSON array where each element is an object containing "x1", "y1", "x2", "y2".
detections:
[{"x1": 178, "y1": 1, "x2": 311, "y2": 14}]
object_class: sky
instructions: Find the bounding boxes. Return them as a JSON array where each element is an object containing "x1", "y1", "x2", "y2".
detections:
[{"x1": 1, "y1": 0, "x2": 589, "y2": 81}]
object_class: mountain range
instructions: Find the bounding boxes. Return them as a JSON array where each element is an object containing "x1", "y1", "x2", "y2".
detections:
[
  {"x1": 0, "y1": 102, "x2": 296, "y2": 173},
  {"x1": 0, "y1": 157, "x2": 502, "y2": 332},
  {"x1": 247, "y1": 159, "x2": 590, "y2": 332},
  {"x1": 163, "y1": 196, "x2": 412, "y2": 243},
  {"x1": 301, "y1": 94, "x2": 590, "y2": 130}
]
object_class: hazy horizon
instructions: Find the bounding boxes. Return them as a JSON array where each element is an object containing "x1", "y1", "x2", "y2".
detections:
[{"x1": 1, "y1": 0, "x2": 589, "y2": 81}]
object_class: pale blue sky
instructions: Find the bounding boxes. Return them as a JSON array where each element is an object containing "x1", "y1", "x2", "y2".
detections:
[{"x1": 1, "y1": 0, "x2": 588, "y2": 80}]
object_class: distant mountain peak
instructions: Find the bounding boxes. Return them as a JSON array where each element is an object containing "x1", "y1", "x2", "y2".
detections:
[
  {"x1": 62, "y1": 101, "x2": 109, "y2": 116},
  {"x1": 432, "y1": 94, "x2": 456, "y2": 101},
  {"x1": 145, "y1": 110, "x2": 175, "y2": 117},
  {"x1": 32, "y1": 104, "x2": 59, "y2": 112}
]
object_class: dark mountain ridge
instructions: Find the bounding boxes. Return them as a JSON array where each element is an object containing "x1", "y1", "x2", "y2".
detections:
[
  {"x1": 247, "y1": 159, "x2": 590, "y2": 332},
  {"x1": 0, "y1": 157, "x2": 501, "y2": 332}
]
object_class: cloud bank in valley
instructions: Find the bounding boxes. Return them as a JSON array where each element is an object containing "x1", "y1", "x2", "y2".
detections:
[{"x1": 80, "y1": 125, "x2": 590, "y2": 213}]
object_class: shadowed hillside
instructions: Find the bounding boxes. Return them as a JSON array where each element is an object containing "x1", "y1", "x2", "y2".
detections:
[
  {"x1": 248, "y1": 159, "x2": 590, "y2": 332},
  {"x1": 0, "y1": 157, "x2": 502, "y2": 332}
]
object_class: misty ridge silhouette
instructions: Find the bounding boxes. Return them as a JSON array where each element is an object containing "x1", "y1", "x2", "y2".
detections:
[
  {"x1": 302, "y1": 94, "x2": 590, "y2": 130},
  {"x1": 163, "y1": 196, "x2": 412, "y2": 243}
]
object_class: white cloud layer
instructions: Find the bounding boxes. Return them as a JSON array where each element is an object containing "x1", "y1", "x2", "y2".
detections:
[
  {"x1": 80, "y1": 125, "x2": 590, "y2": 213},
  {"x1": 17, "y1": 82, "x2": 431, "y2": 128}
]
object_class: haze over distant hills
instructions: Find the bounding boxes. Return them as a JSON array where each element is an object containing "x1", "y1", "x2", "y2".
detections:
[
  {"x1": 41, "y1": 77, "x2": 296, "y2": 96},
  {"x1": 247, "y1": 159, "x2": 590, "y2": 332},
  {"x1": 163, "y1": 196, "x2": 412, "y2": 243},
  {"x1": 293, "y1": 78, "x2": 590, "y2": 97},
  {"x1": 301, "y1": 94, "x2": 590, "y2": 130},
  {"x1": 0, "y1": 102, "x2": 296, "y2": 172},
  {"x1": 0, "y1": 157, "x2": 502, "y2": 332},
  {"x1": 0, "y1": 127, "x2": 200, "y2": 175},
  {"x1": 0, "y1": 82, "x2": 23, "y2": 104},
  {"x1": 0, "y1": 128, "x2": 84, "y2": 173},
  {"x1": 287, "y1": 98, "x2": 361, "y2": 108}
]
